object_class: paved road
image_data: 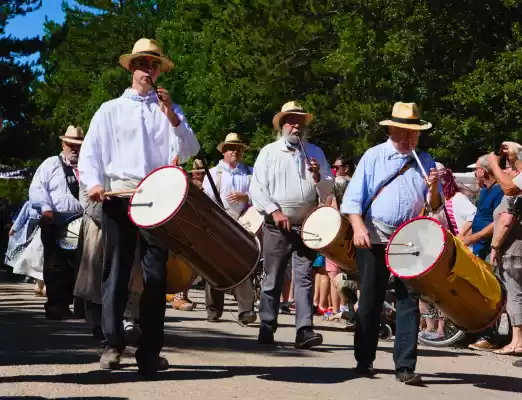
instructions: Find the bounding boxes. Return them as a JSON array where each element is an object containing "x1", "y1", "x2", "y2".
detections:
[{"x1": 0, "y1": 279, "x2": 521, "y2": 400}]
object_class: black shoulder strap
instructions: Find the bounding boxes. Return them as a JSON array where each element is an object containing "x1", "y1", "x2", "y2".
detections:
[
  {"x1": 58, "y1": 156, "x2": 80, "y2": 201},
  {"x1": 362, "y1": 158, "x2": 415, "y2": 218}
]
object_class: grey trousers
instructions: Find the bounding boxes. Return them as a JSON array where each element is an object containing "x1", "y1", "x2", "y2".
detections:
[
  {"x1": 205, "y1": 279, "x2": 254, "y2": 318},
  {"x1": 259, "y1": 222, "x2": 316, "y2": 332}
]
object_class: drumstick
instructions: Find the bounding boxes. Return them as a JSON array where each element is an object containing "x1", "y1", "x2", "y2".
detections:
[
  {"x1": 104, "y1": 188, "x2": 142, "y2": 197},
  {"x1": 147, "y1": 77, "x2": 160, "y2": 97}
]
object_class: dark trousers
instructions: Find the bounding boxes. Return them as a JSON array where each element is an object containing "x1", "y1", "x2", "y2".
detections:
[
  {"x1": 41, "y1": 222, "x2": 75, "y2": 310},
  {"x1": 101, "y1": 197, "x2": 168, "y2": 358},
  {"x1": 355, "y1": 246, "x2": 420, "y2": 371},
  {"x1": 85, "y1": 300, "x2": 102, "y2": 330},
  {"x1": 259, "y1": 223, "x2": 316, "y2": 332},
  {"x1": 205, "y1": 279, "x2": 254, "y2": 318}
]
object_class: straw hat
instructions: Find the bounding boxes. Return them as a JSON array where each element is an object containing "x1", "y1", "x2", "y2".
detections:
[
  {"x1": 59, "y1": 126, "x2": 84, "y2": 145},
  {"x1": 272, "y1": 101, "x2": 314, "y2": 130},
  {"x1": 191, "y1": 159, "x2": 205, "y2": 172},
  {"x1": 379, "y1": 102, "x2": 432, "y2": 131},
  {"x1": 119, "y1": 38, "x2": 174, "y2": 72},
  {"x1": 216, "y1": 133, "x2": 248, "y2": 153}
]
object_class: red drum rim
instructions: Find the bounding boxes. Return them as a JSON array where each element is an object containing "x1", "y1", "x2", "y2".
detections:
[
  {"x1": 385, "y1": 216, "x2": 448, "y2": 279},
  {"x1": 128, "y1": 166, "x2": 189, "y2": 229}
]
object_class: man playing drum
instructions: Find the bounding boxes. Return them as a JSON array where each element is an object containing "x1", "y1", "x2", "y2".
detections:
[
  {"x1": 202, "y1": 133, "x2": 257, "y2": 324},
  {"x1": 78, "y1": 38, "x2": 199, "y2": 375},
  {"x1": 29, "y1": 126, "x2": 84, "y2": 320},
  {"x1": 341, "y1": 102, "x2": 442, "y2": 385},
  {"x1": 250, "y1": 101, "x2": 333, "y2": 349}
]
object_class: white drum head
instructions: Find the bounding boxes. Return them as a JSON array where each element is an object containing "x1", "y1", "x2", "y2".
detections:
[
  {"x1": 129, "y1": 166, "x2": 188, "y2": 228},
  {"x1": 57, "y1": 216, "x2": 82, "y2": 250},
  {"x1": 302, "y1": 206, "x2": 342, "y2": 250},
  {"x1": 239, "y1": 206, "x2": 264, "y2": 234},
  {"x1": 386, "y1": 217, "x2": 446, "y2": 278}
]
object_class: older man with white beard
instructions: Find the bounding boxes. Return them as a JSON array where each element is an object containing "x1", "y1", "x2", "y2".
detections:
[
  {"x1": 29, "y1": 126, "x2": 85, "y2": 320},
  {"x1": 250, "y1": 101, "x2": 333, "y2": 349}
]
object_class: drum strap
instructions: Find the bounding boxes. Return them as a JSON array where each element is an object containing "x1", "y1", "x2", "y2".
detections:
[
  {"x1": 343, "y1": 158, "x2": 415, "y2": 259},
  {"x1": 215, "y1": 168, "x2": 223, "y2": 194},
  {"x1": 58, "y1": 156, "x2": 80, "y2": 201},
  {"x1": 362, "y1": 158, "x2": 416, "y2": 217}
]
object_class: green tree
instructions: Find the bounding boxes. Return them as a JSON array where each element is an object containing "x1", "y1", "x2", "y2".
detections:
[{"x1": 0, "y1": 0, "x2": 42, "y2": 161}]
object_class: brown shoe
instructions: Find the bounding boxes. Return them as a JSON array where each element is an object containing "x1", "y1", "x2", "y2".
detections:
[
  {"x1": 171, "y1": 298, "x2": 197, "y2": 311},
  {"x1": 468, "y1": 339, "x2": 498, "y2": 351}
]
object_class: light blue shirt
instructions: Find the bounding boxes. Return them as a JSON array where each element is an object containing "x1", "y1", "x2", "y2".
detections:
[{"x1": 341, "y1": 139, "x2": 441, "y2": 234}]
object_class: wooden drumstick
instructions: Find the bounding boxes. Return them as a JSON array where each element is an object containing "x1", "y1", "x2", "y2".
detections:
[{"x1": 104, "y1": 188, "x2": 142, "y2": 197}]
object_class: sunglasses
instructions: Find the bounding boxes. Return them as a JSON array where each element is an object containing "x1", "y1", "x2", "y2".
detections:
[{"x1": 332, "y1": 165, "x2": 344, "y2": 169}]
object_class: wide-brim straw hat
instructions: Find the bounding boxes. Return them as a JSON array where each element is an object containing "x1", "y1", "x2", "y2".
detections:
[
  {"x1": 59, "y1": 125, "x2": 84, "y2": 145},
  {"x1": 119, "y1": 38, "x2": 174, "y2": 73},
  {"x1": 272, "y1": 101, "x2": 314, "y2": 131},
  {"x1": 379, "y1": 102, "x2": 432, "y2": 131},
  {"x1": 217, "y1": 132, "x2": 248, "y2": 153},
  {"x1": 190, "y1": 159, "x2": 205, "y2": 173}
]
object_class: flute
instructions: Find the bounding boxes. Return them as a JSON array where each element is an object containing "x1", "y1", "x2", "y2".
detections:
[
  {"x1": 147, "y1": 76, "x2": 160, "y2": 97},
  {"x1": 297, "y1": 134, "x2": 312, "y2": 165}
]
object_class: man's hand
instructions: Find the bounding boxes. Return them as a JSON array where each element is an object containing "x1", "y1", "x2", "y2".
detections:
[
  {"x1": 461, "y1": 234, "x2": 478, "y2": 246},
  {"x1": 487, "y1": 152, "x2": 500, "y2": 166},
  {"x1": 8, "y1": 229, "x2": 14, "y2": 236},
  {"x1": 427, "y1": 168, "x2": 438, "y2": 188},
  {"x1": 171, "y1": 155, "x2": 179, "y2": 166},
  {"x1": 271, "y1": 209, "x2": 291, "y2": 231},
  {"x1": 490, "y1": 249, "x2": 500, "y2": 267},
  {"x1": 157, "y1": 87, "x2": 181, "y2": 127},
  {"x1": 307, "y1": 157, "x2": 321, "y2": 183},
  {"x1": 501, "y1": 142, "x2": 519, "y2": 165},
  {"x1": 353, "y1": 227, "x2": 372, "y2": 249},
  {"x1": 88, "y1": 185, "x2": 106, "y2": 202},
  {"x1": 227, "y1": 192, "x2": 248, "y2": 203},
  {"x1": 349, "y1": 214, "x2": 372, "y2": 248}
]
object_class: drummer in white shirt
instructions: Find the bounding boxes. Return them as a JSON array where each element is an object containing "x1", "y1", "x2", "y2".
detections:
[
  {"x1": 202, "y1": 133, "x2": 257, "y2": 325},
  {"x1": 250, "y1": 101, "x2": 334, "y2": 349},
  {"x1": 78, "y1": 38, "x2": 199, "y2": 375},
  {"x1": 29, "y1": 126, "x2": 84, "y2": 320}
]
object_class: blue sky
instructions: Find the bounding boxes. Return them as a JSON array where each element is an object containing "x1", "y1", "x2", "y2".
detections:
[{"x1": 5, "y1": 1, "x2": 68, "y2": 39}]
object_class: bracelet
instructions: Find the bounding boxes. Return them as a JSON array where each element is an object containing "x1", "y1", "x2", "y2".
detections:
[{"x1": 490, "y1": 245, "x2": 500, "y2": 251}]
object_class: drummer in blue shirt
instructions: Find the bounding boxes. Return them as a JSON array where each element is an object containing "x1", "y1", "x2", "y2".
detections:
[{"x1": 341, "y1": 102, "x2": 443, "y2": 386}]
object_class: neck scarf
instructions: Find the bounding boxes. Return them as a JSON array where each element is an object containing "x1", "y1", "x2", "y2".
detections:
[{"x1": 121, "y1": 88, "x2": 158, "y2": 104}]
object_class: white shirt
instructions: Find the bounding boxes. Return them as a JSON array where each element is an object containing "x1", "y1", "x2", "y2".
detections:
[
  {"x1": 250, "y1": 138, "x2": 334, "y2": 224},
  {"x1": 78, "y1": 88, "x2": 200, "y2": 192},
  {"x1": 202, "y1": 160, "x2": 252, "y2": 220},
  {"x1": 450, "y1": 192, "x2": 477, "y2": 231},
  {"x1": 29, "y1": 155, "x2": 83, "y2": 214}
]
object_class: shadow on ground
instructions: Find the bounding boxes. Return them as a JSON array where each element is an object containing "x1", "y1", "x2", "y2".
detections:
[{"x1": 1, "y1": 364, "x2": 521, "y2": 393}]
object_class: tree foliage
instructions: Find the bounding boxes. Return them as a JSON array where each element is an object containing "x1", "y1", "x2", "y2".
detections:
[
  {"x1": 11, "y1": 0, "x2": 522, "y2": 169},
  {"x1": 0, "y1": 0, "x2": 43, "y2": 162}
]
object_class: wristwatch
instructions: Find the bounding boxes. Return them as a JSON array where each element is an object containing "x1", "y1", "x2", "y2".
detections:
[{"x1": 490, "y1": 244, "x2": 500, "y2": 251}]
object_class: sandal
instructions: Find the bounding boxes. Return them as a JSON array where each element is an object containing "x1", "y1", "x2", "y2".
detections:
[{"x1": 493, "y1": 346, "x2": 522, "y2": 356}]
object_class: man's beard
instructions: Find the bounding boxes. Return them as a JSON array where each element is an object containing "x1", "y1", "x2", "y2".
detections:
[{"x1": 282, "y1": 127, "x2": 307, "y2": 144}]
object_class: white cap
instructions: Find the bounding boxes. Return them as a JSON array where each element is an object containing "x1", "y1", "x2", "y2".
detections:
[
  {"x1": 467, "y1": 163, "x2": 477, "y2": 169},
  {"x1": 435, "y1": 162, "x2": 445, "y2": 170}
]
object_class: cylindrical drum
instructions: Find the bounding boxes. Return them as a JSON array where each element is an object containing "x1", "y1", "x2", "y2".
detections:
[
  {"x1": 301, "y1": 205, "x2": 357, "y2": 273},
  {"x1": 238, "y1": 205, "x2": 264, "y2": 244},
  {"x1": 166, "y1": 253, "x2": 197, "y2": 294},
  {"x1": 128, "y1": 166, "x2": 261, "y2": 291},
  {"x1": 385, "y1": 216, "x2": 505, "y2": 332}
]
